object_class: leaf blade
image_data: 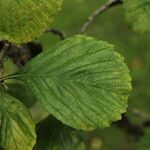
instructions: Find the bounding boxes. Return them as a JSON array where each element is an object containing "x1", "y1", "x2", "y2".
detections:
[
  {"x1": 0, "y1": 91, "x2": 36, "y2": 150},
  {"x1": 0, "y1": 0, "x2": 62, "y2": 43},
  {"x1": 6, "y1": 35, "x2": 132, "y2": 130}
]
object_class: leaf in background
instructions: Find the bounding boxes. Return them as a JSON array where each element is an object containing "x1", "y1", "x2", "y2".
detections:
[
  {"x1": 0, "y1": 91, "x2": 36, "y2": 150},
  {"x1": 6, "y1": 82, "x2": 37, "y2": 108},
  {"x1": 139, "y1": 128, "x2": 150, "y2": 150},
  {"x1": 35, "y1": 116, "x2": 85, "y2": 150},
  {"x1": 124, "y1": 0, "x2": 150, "y2": 33},
  {"x1": 0, "y1": 0, "x2": 62, "y2": 43},
  {"x1": 4, "y1": 35, "x2": 132, "y2": 130}
]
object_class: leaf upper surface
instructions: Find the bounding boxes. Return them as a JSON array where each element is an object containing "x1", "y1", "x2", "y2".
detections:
[
  {"x1": 0, "y1": 91, "x2": 36, "y2": 150},
  {"x1": 0, "y1": 0, "x2": 62, "y2": 43},
  {"x1": 124, "y1": 0, "x2": 150, "y2": 33},
  {"x1": 6, "y1": 35, "x2": 132, "y2": 130}
]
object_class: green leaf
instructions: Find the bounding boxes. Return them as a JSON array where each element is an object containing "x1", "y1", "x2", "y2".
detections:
[
  {"x1": 139, "y1": 128, "x2": 150, "y2": 150},
  {"x1": 124, "y1": 0, "x2": 150, "y2": 33},
  {"x1": 6, "y1": 82, "x2": 37, "y2": 108},
  {"x1": 0, "y1": 91, "x2": 36, "y2": 150},
  {"x1": 0, "y1": 0, "x2": 62, "y2": 43},
  {"x1": 35, "y1": 116, "x2": 85, "y2": 150},
  {"x1": 3, "y1": 35, "x2": 132, "y2": 130}
]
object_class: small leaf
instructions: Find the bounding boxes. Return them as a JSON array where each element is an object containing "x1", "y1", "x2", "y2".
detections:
[
  {"x1": 0, "y1": 91, "x2": 36, "y2": 150},
  {"x1": 139, "y1": 128, "x2": 150, "y2": 150},
  {"x1": 0, "y1": 0, "x2": 62, "y2": 43},
  {"x1": 35, "y1": 116, "x2": 85, "y2": 150},
  {"x1": 124, "y1": 0, "x2": 150, "y2": 33},
  {"x1": 3, "y1": 35, "x2": 132, "y2": 130}
]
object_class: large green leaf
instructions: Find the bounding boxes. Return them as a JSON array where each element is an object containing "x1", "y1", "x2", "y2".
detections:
[
  {"x1": 124, "y1": 0, "x2": 150, "y2": 33},
  {"x1": 35, "y1": 116, "x2": 85, "y2": 150},
  {"x1": 0, "y1": 0, "x2": 62, "y2": 43},
  {"x1": 0, "y1": 91, "x2": 36, "y2": 150},
  {"x1": 139, "y1": 128, "x2": 150, "y2": 150},
  {"x1": 3, "y1": 35, "x2": 132, "y2": 130}
]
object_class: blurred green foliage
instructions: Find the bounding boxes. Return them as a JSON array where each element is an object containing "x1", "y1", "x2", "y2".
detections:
[
  {"x1": 138, "y1": 128, "x2": 150, "y2": 150},
  {"x1": 85, "y1": 126, "x2": 136, "y2": 150}
]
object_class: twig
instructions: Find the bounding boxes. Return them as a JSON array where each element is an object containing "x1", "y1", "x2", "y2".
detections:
[
  {"x1": 45, "y1": 28, "x2": 67, "y2": 40},
  {"x1": 5, "y1": 43, "x2": 43, "y2": 68},
  {"x1": 80, "y1": 0, "x2": 123, "y2": 33},
  {"x1": 129, "y1": 108, "x2": 150, "y2": 120}
]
